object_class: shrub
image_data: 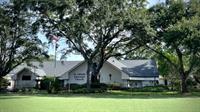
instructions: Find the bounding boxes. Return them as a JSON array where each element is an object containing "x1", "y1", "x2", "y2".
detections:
[
  {"x1": 40, "y1": 77, "x2": 53, "y2": 90},
  {"x1": 128, "y1": 85, "x2": 169, "y2": 92},
  {"x1": 187, "y1": 78, "x2": 197, "y2": 87},
  {"x1": 107, "y1": 83, "x2": 123, "y2": 90},
  {"x1": 69, "y1": 83, "x2": 108, "y2": 93},
  {"x1": 91, "y1": 83, "x2": 108, "y2": 90},
  {"x1": 168, "y1": 82, "x2": 180, "y2": 91},
  {"x1": 72, "y1": 88, "x2": 90, "y2": 93},
  {"x1": 40, "y1": 77, "x2": 61, "y2": 93},
  {"x1": 65, "y1": 83, "x2": 108, "y2": 90},
  {"x1": 65, "y1": 84, "x2": 86, "y2": 90},
  {"x1": 72, "y1": 88, "x2": 106, "y2": 94},
  {"x1": 0, "y1": 77, "x2": 9, "y2": 92}
]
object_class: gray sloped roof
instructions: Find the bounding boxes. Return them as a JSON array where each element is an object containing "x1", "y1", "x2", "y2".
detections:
[
  {"x1": 120, "y1": 60, "x2": 159, "y2": 77},
  {"x1": 9, "y1": 61, "x2": 81, "y2": 77},
  {"x1": 9, "y1": 59, "x2": 158, "y2": 78}
]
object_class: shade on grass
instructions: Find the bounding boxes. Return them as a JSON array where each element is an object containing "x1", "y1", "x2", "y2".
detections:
[{"x1": 0, "y1": 93, "x2": 200, "y2": 112}]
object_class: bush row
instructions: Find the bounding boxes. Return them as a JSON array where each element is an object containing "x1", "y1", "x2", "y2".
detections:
[
  {"x1": 127, "y1": 85, "x2": 169, "y2": 92},
  {"x1": 65, "y1": 84, "x2": 169, "y2": 93}
]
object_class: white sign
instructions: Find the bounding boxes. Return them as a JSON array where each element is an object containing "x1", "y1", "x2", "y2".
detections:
[{"x1": 74, "y1": 73, "x2": 85, "y2": 80}]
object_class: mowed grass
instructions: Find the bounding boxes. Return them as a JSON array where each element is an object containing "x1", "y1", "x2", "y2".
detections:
[{"x1": 0, "y1": 91, "x2": 200, "y2": 112}]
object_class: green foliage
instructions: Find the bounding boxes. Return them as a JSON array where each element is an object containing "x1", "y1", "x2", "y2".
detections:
[
  {"x1": 17, "y1": 88, "x2": 40, "y2": 94},
  {"x1": 91, "y1": 83, "x2": 108, "y2": 90},
  {"x1": 68, "y1": 83, "x2": 108, "y2": 93},
  {"x1": 187, "y1": 78, "x2": 197, "y2": 88},
  {"x1": 65, "y1": 84, "x2": 86, "y2": 90},
  {"x1": 40, "y1": 77, "x2": 52, "y2": 90},
  {"x1": 40, "y1": 77, "x2": 61, "y2": 93},
  {"x1": 0, "y1": 0, "x2": 48, "y2": 77},
  {"x1": 157, "y1": 54, "x2": 180, "y2": 90},
  {"x1": 72, "y1": 88, "x2": 106, "y2": 94},
  {"x1": 0, "y1": 77, "x2": 9, "y2": 90},
  {"x1": 69, "y1": 83, "x2": 169, "y2": 93},
  {"x1": 42, "y1": 0, "x2": 148, "y2": 58},
  {"x1": 148, "y1": 0, "x2": 200, "y2": 93},
  {"x1": 32, "y1": 0, "x2": 151, "y2": 89},
  {"x1": 124, "y1": 47, "x2": 155, "y2": 59},
  {"x1": 128, "y1": 85, "x2": 169, "y2": 92}
]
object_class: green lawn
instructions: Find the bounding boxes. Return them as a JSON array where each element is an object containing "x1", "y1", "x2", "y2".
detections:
[{"x1": 0, "y1": 91, "x2": 200, "y2": 112}]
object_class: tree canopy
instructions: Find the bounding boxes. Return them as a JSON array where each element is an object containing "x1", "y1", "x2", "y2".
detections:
[
  {"x1": 0, "y1": 0, "x2": 48, "y2": 77},
  {"x1": 147, "y1": 0, "x2": 200, "y2": 93},
  {"x1": 33, "y1": 0, "x2": 151, "y2": 89}
]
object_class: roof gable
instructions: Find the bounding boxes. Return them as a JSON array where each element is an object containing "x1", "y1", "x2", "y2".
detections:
[
  {"x1": 120, "y1": 60, "x2": 159, "y2": 77},
  {"x1": 107, "y1": 57, "x2": 127, "y2": 70},
  {"x1": 9, "y1": 61, "x2": 81, "y2": 77}
]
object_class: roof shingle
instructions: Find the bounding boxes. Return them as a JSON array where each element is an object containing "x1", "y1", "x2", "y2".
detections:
[{"x1": 120, "y1": 60, "x2": 159, "y2": 77}]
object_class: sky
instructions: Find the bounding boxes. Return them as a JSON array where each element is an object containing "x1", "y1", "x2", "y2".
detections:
[{"x1": 148, "y1": 0, "x2": 165, "y2": 7}]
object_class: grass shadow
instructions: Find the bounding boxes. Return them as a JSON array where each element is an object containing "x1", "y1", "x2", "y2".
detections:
[
  {"x1": 1, "y1": 91, "x2": 199, "y2": 100},
  {"x1": 0, "y1": 95, "x2": 30, "y2": 100}
]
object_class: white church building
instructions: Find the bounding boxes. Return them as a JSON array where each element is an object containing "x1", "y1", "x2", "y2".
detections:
[{"x1": 5, "y1": 57, "x2": 160, "y2": 90}]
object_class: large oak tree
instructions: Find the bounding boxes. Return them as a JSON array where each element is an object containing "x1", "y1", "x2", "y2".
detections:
[
  {"x1": 34, "y1": 0, "x2": 151, "y2": 89},
  {"x1": 147, "y1": 0, "x2": 200, "y2": 93}
]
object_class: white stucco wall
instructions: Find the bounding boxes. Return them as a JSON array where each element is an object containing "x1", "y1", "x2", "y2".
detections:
[
  {"x1": 158, "y1": 76, "x2": 165, "y2": 85},
  {"x1": 66, "y1": 62, "x2": 87, "y2": 85},
  {"x1": 15, "y1": 69, "x2": 37, "y2": 89},
  {"x1": 61, "y1": 60, "x2": 160, "y2": 88},
  {"x1": 142, "y1": 80, "x2": 154, "y2": 87},
  {"x1": 129, "y1": 77, "x2": 159, "y2": 80},
  {"x1": 121, "y1": 71, "x2": 130, "y2": 79},
  {"x1": 59, "y1": 72, "x2": 69, "y2": 80},
  {"x1": 100, "y1": 62, "x2": 123, "y2": 85},
  {"x1": 64, "y1": 62, "x2": 125, "y2": 86}
]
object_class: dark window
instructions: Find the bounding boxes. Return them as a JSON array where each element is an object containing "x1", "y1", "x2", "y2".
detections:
[
  {"x1": 109, "y1": 74, "x2": 112, "y2": 80},
  {"x1": 22, "y1": 75, "x2": 31, "y2": 80},
  {"x1": 156, "y1": 80, "x2": 159, "y2": 84},
  {"x1": 8, "y1": 82, "x2": 11, "y2": 86},
  {"x1": 135, "y1": 82, "x2": 137, "y2": 86}
]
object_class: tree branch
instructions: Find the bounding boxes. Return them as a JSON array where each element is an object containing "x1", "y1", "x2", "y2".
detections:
[
  {"x1": 106, "y1": 45, "x2": 141, "y2": 59},
  {"x1": 186, "y1": 53, "x2": 198, "y2": 75},
  {"x1": 146, "y1": 45, "x2": 178, "y2": 69}
]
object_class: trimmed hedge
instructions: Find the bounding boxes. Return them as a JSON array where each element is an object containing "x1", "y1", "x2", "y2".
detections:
[
  {"x1": 66, "y1": 83, "x2": 108, "y2": 93},
  {"x1": 128, "y1": 85, "x2": 169, "y2": 92},
  {"x1": 72, "y1": 88, "x2": 106, "y2": 93},
  {"x1": 68, "y1": 84, "x2": 169, "y2": 93}
]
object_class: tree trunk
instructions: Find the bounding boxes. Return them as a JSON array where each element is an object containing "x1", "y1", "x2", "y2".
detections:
[
  {"x1": 180, "y1": 72, "x2": 188, "y2": 93},
  {"x1": 175, "y1": 48, "x2": 189, "y2": 93},
  {"x1": 91, "y1": 71, "x2": 100, "y2": 84},
  {"x1": 86, "y1": 62, "x2": 92, "y2": 90},
  {"x1": 86, "y1": 62, "x2": 102, "y2": 90},
  {"x1": 194, "y1": 76, "x2": 200, "y2": 84}
]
